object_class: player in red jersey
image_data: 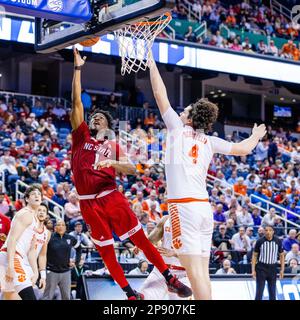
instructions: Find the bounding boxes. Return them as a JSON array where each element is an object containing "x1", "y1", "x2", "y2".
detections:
[
  {"x1": 70, "y1": 48, "x2": 192, "y2": 300},
  {"x1": 0, "y1": 212, "x2": 11, "y2": 249}
]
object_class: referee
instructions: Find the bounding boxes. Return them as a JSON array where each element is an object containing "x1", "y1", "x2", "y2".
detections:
[{"x1": 252, "y1": 225, "x2": 285, "y2": 300}]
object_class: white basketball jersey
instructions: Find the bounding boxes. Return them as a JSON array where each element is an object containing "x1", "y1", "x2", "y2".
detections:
[
  {"x1": 161, "y1": 218, "x2": 181, "y2": 267},
  {"x1": 162, "y1": 107, "x2": 232, "y2": 200},
  {"x1": 3, "y1": 208, "x2": 38, "y2": 259},
  {"x1": 34, "y1": 225, "x2": 48, "y2": 256}
]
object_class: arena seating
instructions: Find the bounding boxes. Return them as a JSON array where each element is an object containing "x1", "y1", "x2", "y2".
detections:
[
  {"x1": 166, "y1": 0, "x2": 300, "y2": 62},
  {"x1": 1, "y1": 89, "x2": 300, "y2": 279}
]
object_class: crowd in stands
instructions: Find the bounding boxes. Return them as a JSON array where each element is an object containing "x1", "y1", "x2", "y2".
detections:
[
  {"x1": 1, "y1": 92, "x2": 300, "y2": 298},
  {"x1": 170, "y1": 0, "x2": 300, "y2": 61}
]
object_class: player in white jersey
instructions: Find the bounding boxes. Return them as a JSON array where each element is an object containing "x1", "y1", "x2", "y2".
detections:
[
  {"x1": 6, "y1": 203, "x2": 51, "y2": 300},
  {"x1": 140, "y1": 216, "x2": 192, "y2": 300},
  {"x1": 29, "y1": 203, "x2": 51, "y2": 291},
  {"x1": 149, "y1": 57, "x2": 266, "y2": 300},
  {"x1": 0, "y1": 184, "x2": 42, "y2": 300}
]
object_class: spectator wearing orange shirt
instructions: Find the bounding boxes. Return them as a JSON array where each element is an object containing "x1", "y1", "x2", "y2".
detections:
[
  {"x1": 281, "y1": 40, "x2": 294, "y2": 59},
  {"x1": 226, "y1": 12, "x2": 236, "y2": 27},
  {"x1": 136, "y1": 163, "x2": 149, "y2": 174},
  {"x1": 144, "y1": 112, "x2": 155, "y2": 127},
  {"x1": 160, "y1": 195, "x2": 168, "y2": 215},
  {"x1": 148, "y1": 202, "x2": 162, "y2": 224},
  {"x1": 291, "y1": 43, "x2": 300, "y2": 61},
  {"x1": 234, "y1": 177, "x2": 247, "y2": 196},
  {"x1": 41, "y1": 179, "x2": 55, "y2": 199},
  {"x1": 287, "y1": 25, "x2": 299, "y2": 39},
  {"x1": 0, "y1": 108, "x2": 13, "y2": 125},
  {"x1": 261, "y1": 180, "x2": 272, "y2": 198},
  {"x1": 142, "y1": 190, "x2": 160, "y2": 212},
  {"x1": 132, "y1": 191, "x2": 144, "y2": 205}
]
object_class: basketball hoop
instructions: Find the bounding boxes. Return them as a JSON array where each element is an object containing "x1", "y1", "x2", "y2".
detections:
[{"x1": 114, "y1": 12, "x2": 172, "y2": 75}]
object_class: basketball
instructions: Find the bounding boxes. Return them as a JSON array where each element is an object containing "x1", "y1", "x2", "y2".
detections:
[{"x1": 79, "y1": 37, "x2": 100, "y2": 47}]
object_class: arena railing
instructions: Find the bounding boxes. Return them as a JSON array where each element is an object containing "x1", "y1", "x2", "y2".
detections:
[
  {"x1": 119, "y1": 130, "x2": 148, "y2": 153},
  {"x1": 250, "y1": 194, "x2": 300, "y2": 233},
  {"x1": 120, "y1": 129, "x2": 166, "y2": 169},
  {"x1": 15, "y1": 180, "x2": 64, "y2": 220},
  {"x1": 195, "y1": 20, "x2": 207, "y2": 40},
  {"x1": 270, "y1": 0, "x2": 293, "y2": 21},
  {"x1": 0, "y1": 170, "x2": 5, "y2": 193},
  {"x1": 219, "y1": 23, "x2": 231, "y2": 39},
  {"x1": 277, "y1": 146, "x2": 300, "y2": 163},
  {"x1": 0, "y1": 90, "x2": 70, "y2": 110},
  {"x1": 207, "y1": 173, "x2": 234, "y2": 194},
  {"x1": 206, "y1": 174, "x2": 300, "y2": 234},
  {"x1": 116, "y1": 105, "x2": 147, "y2": 121},
  {"x1": 161, "y1": 23, "x2": 176, "y2": 40},
  {"x1": 181, "y1": 0, "x2": 202, "y2": 22}
]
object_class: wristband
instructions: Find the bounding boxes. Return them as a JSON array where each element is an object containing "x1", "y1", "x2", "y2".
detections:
[
  {"x1": 40, "y1": 270, "x2": 46, "y2": 279},
  {"x1": 74, "y1": 66, "x2": 82, "y2": 70}
]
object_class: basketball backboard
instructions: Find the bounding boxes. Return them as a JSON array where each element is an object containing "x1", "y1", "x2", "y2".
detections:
[
  {"x1": 0, "y1": 0, "x2": 92, "y2": 23},
  {"x1": 34, "y1": 0, "x2": 173, "y2": 53}
]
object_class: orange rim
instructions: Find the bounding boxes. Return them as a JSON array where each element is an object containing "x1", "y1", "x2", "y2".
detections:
[{"x1": 133, "y1": 11, "x2": 172, "y2": 27}]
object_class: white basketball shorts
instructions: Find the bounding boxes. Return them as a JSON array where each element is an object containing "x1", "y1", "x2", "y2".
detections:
[
  {"x1": 168, "y1": 200, "x2": 213, "y2": 256},
  {"x1": 0, "y1": 251, "x2": 33, "y2": 293}
]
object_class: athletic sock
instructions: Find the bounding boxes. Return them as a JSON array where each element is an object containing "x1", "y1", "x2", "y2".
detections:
[
  {"x1": 122, "y1": 285, "x2": 136, "y2": 298},
  {"x1": 162, "y1": 269, "x2": 174, "y2": 283}
]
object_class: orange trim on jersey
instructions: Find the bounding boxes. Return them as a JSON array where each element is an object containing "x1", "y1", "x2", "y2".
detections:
[
  {"x1": 169, "y1": 203, "x2": 183, "y2": 250},
  {"x1": 168, "y1": 198, "x2": 209, "y2": 204}
]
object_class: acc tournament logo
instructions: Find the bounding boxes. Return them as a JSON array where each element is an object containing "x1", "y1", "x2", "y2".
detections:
[{"x1": 47, "y1": 0, "x2": 63, "y2": 12}]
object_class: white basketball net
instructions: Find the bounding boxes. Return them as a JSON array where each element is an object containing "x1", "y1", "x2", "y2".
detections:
[{"x1": 114, "y1": 12, "x2": 171, "y2": 75}]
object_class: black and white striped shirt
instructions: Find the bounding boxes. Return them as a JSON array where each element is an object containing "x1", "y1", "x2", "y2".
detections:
[{"x1": 254, "y1": 236, "x2": 283, "y2": 265}]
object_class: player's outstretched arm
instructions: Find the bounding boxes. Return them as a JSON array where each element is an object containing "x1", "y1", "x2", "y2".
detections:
[
  {"x1": 114, "y1": 161, "x2": 136, "y2": 175},
  {"x1": 71, "y1": 47, "x2": 86, "y2": 130},
  {"x1": 95, "y1": 157, "x2": 136, "y2": 175},
  {"x1": 149, "y1": 53, "x2": 171, "y2": 116},
  {"x1": 230, "y1": 123, "x2": 266, "y2": 156}
]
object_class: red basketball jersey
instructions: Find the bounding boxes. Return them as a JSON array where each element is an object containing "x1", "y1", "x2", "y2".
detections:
[
  {"x1": 71, "y1": 121, "x2": 123, "y2": 195},
  {"x1": 0, "y1": 213, "x2": 11, "y2": 249}
]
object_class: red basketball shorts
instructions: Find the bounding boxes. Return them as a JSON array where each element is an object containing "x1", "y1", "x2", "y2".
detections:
[{"x1": 79, "y1": 190, "x2": 141, "y2": 247}]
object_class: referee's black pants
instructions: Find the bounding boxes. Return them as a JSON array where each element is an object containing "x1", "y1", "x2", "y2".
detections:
[{"x1": 255, "y1": 263, "x2": 277, "y2": 300}]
